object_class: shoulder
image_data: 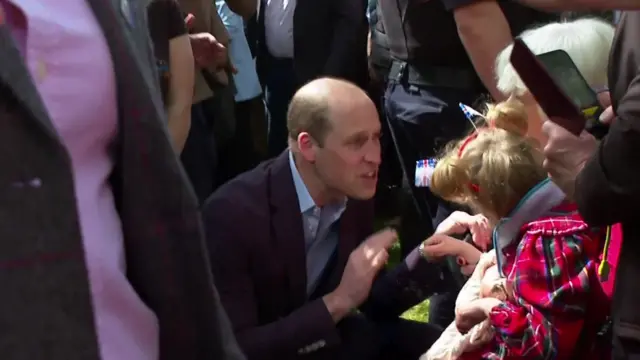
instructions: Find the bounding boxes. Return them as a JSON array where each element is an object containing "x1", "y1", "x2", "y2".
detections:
[
  {"x1": 521, "y1": 202, "x2": 591, "y2": 237},
  {"x1": 204, "y1": 160, "x2": 273, "y2": 214},
  {"x1": 518, "y1": 204, "x2": 605, "y2": 254},
  {"x1": 202, "y1": 158, "x2": 280, "y2": 226}
]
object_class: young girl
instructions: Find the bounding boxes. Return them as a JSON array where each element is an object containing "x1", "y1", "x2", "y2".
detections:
[{"x1": 426, "y1": 98, "x2": 610, "y2": 359}]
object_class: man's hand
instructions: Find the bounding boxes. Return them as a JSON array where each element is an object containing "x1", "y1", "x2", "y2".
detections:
[
  {"x1": 542, "y1": 120, "x2": 598, "y2": 199},
  {"x1": 184, "y1": 14, "x2": 235, "y2": 72},
  {"x1": 436, "y1": 211, "x2": 491, "y2": 250},
  {"x1": 324, "y1": 229, "x2": 397, "y2": 322},
  {"x1": 455, "y1": 298, "x2": 502, "y2": 334}
]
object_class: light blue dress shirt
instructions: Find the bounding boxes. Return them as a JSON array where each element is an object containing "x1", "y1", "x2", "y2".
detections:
[
  {"x1": 288, "y1": 151, "x2": 347, "y2": 295},
  {"x1": 216, "y1": 0, "x2": 262, "y2": 102}
]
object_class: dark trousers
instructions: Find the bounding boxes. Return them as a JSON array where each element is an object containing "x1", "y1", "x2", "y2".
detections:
[
  {"x1": 216, "y1": 96, "x2": 267, "y2": 187},
  {"x1": 384, "y1": 78, "x2": 480, "y2": 328},
  {"x1": 307, "y1": 314, "x2": 442, "y2": 360},
  {"x1": 180, "y1": 98, "x2": 217, "y2": 205},
  {"x1": 265, "y1": 57, "x2": 296, "y2": 157}
]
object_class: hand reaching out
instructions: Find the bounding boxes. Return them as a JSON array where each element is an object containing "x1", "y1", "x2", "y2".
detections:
[
  {"x1": 421, "y1": 234, "x2": 482, "y2": 266},
  {"x1": 436, "y1": 211, "x2": 491, "y2": 250}
]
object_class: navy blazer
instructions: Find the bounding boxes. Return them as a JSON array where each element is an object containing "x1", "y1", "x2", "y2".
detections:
[{"x1": 202, "y1": 152, "x2": 448, "y2": 359}]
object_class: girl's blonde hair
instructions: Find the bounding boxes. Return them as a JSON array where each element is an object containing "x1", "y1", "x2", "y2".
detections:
[{"x1": 430, "y1": 98, "x2": 547, "y2": 219}]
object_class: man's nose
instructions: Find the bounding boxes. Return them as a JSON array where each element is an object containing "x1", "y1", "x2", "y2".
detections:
[{"x1": 364, "y1": 142, "x2": 381, "y2": 165}]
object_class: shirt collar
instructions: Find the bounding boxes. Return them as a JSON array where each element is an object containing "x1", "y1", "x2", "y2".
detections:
[
  {"x1": 491, "y1": 178, "x2": 566, "y2": 276},
  {"x1": 288, "y1": 151, "x2": 348, "y2": 215},
  {"x1": 289, "y1": 150, "x2": 317, "y2": 213}
]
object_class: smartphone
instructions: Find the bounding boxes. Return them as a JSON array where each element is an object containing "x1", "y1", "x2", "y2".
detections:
[
  {"x1": 536, "y1": 50, "x2": 607, "y2": 138},
  {"x1": 537, "y1": 50, "x2": 603, "y2": 118},
  {"x1": 509, "y1": 39, "x2": 587, "y2": 136}
]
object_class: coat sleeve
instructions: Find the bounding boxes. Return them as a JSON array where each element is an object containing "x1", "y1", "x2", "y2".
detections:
[{"x1": 575, "y1": 73, "x2": 640, "y2": 225}]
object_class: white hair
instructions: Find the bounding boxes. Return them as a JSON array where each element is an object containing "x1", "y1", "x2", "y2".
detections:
[{"x1": 495, "y1": 18, "x2": 616, "y2": 96}]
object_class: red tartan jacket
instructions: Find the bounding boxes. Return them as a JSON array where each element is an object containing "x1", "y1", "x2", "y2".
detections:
[{"x1": 461, "y1": 179, "x2": 609, "y2": 360}]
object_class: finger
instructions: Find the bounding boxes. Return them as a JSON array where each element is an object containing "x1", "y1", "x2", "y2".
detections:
[
  {"x1": 541, "y1": 120, "x2": 557, "y2": 138},
  {"x1": 597, "y1": 90, "x2": 611, "y2": 108},
  {"x1": 456, "y1": 256, "x2": 467, "y2": 266},
  {"x1": 184, "y1": 13, "x2": 196, "y2": 30},
  {"x1": 543, "y1": 158, "x2": 567, "y2": 179},
  {"x1": 469, "y1": 224, "x2": 487, "y2": 251},
  {"x1": 469, "y1": 224, "x2": 482, "y2": 249},
  {"x1": 363, "y1": 245, "x2": 377, "y2": 261},
  {"x1": 370, "y1": 249, "x2": 389, "y2": 271},
  {"x1": 423, "y1": 234, "x2": 443, "y2": 246},
  {"x1": 366, "y1": 228, "x2": 398, "y2": 250},
  {"x1": 599, "y1": 106, "x2": 615, "y2": 125}
]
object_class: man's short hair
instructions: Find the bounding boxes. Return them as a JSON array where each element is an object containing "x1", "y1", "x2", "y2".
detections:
[
  {"x1": 287, "y1": 94, "x2": 332, "y2": 145},
  {"x1": 495, "y1": 18, "x2": 616, "y2": 96}
]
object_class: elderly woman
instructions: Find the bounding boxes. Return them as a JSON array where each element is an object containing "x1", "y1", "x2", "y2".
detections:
[{"x1": 494, "y1": 18, "x2": 615, "y2": 144}]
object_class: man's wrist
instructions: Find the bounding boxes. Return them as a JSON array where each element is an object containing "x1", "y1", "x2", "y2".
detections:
[
  {"x1": 323, "y1": 291, "x2": 353, "y2": 323},
  {"x1": 418, "y1": 242, "x2": 433, "y2": 261}
]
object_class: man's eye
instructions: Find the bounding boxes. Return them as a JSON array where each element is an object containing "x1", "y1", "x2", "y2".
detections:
[{"x1": 349, "y1": 139, "x2": 366, "y2": 148}]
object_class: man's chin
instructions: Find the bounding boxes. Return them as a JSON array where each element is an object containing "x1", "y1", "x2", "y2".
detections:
[{"x1": 348, "y1": 188, "x2": 377, "y2": 201}]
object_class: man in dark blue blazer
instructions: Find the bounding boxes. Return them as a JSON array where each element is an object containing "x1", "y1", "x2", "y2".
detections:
[{"x1": 203, "y1": 78, "x2": 464, "y2": 360}]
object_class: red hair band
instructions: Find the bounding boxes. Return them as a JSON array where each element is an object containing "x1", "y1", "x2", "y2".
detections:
[{"x1": 457, "y1": 132, "x2": 479, "y2": 157}]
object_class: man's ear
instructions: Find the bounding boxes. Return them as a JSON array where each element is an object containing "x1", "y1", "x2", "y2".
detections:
[{"x1": 297, "y1": 132, "x2": 317, "y2": 163}]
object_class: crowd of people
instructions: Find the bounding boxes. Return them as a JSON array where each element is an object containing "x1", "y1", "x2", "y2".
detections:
[{"x1": 1, "y1": 0, "x2": 639, "y2": 359}]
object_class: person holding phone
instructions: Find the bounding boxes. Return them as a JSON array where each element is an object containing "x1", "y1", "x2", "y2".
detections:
[
  {"x1": 512, "y1": 1, "x2": 640, "y2": 358},
  {"x1": 493, "y1": 18, "x2": 614, "y2": 145}
]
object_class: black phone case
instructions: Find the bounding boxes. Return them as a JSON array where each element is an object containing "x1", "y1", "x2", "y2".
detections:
[{"x1": 510, "y1": 39, "x2": 587, "y2": 136}]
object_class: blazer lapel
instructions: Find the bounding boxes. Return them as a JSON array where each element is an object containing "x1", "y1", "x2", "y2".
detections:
[
  {"x1": 269, "y1": 152, "x2": 308, "y2": 306},
  {"x1": 0, "y1": 27, "x2": 59, "y2": 141}
]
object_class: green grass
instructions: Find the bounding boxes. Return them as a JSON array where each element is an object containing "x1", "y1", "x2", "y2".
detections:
[{"x1": 387, "y1": 241, "x2": 430, "y2": 322}]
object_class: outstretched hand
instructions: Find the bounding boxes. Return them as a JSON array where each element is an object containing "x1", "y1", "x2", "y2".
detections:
[
  {"x1": 436, "y1": 211, "x2": 492, "y2": 250},
  {"x1": 422, "y1": 234, "x2": 482, "y2": 267}
]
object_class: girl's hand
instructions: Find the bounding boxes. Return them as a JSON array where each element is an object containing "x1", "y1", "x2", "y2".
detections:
[
  {"x1": 436, "y1": 211, "x2": 492, "y2": 250},
  {"x1": 455, "y1": 298, "x2": 502, "y2": 334},
  {"x1": 422, "y1": 234, "x2": 481, "y2": 264}
]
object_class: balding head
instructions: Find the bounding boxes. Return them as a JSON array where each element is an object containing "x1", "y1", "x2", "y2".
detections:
[{"x1": 287, "y1": 78, "x2": 373, "y2": 146}]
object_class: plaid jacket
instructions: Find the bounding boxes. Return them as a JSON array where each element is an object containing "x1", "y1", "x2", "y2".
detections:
[
  {"x1": 463, "y1": 180, "x2": 608, "y2": 360},
  {"x1": 0, "y1": 0, "x2": 244, "y2": 359}
]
